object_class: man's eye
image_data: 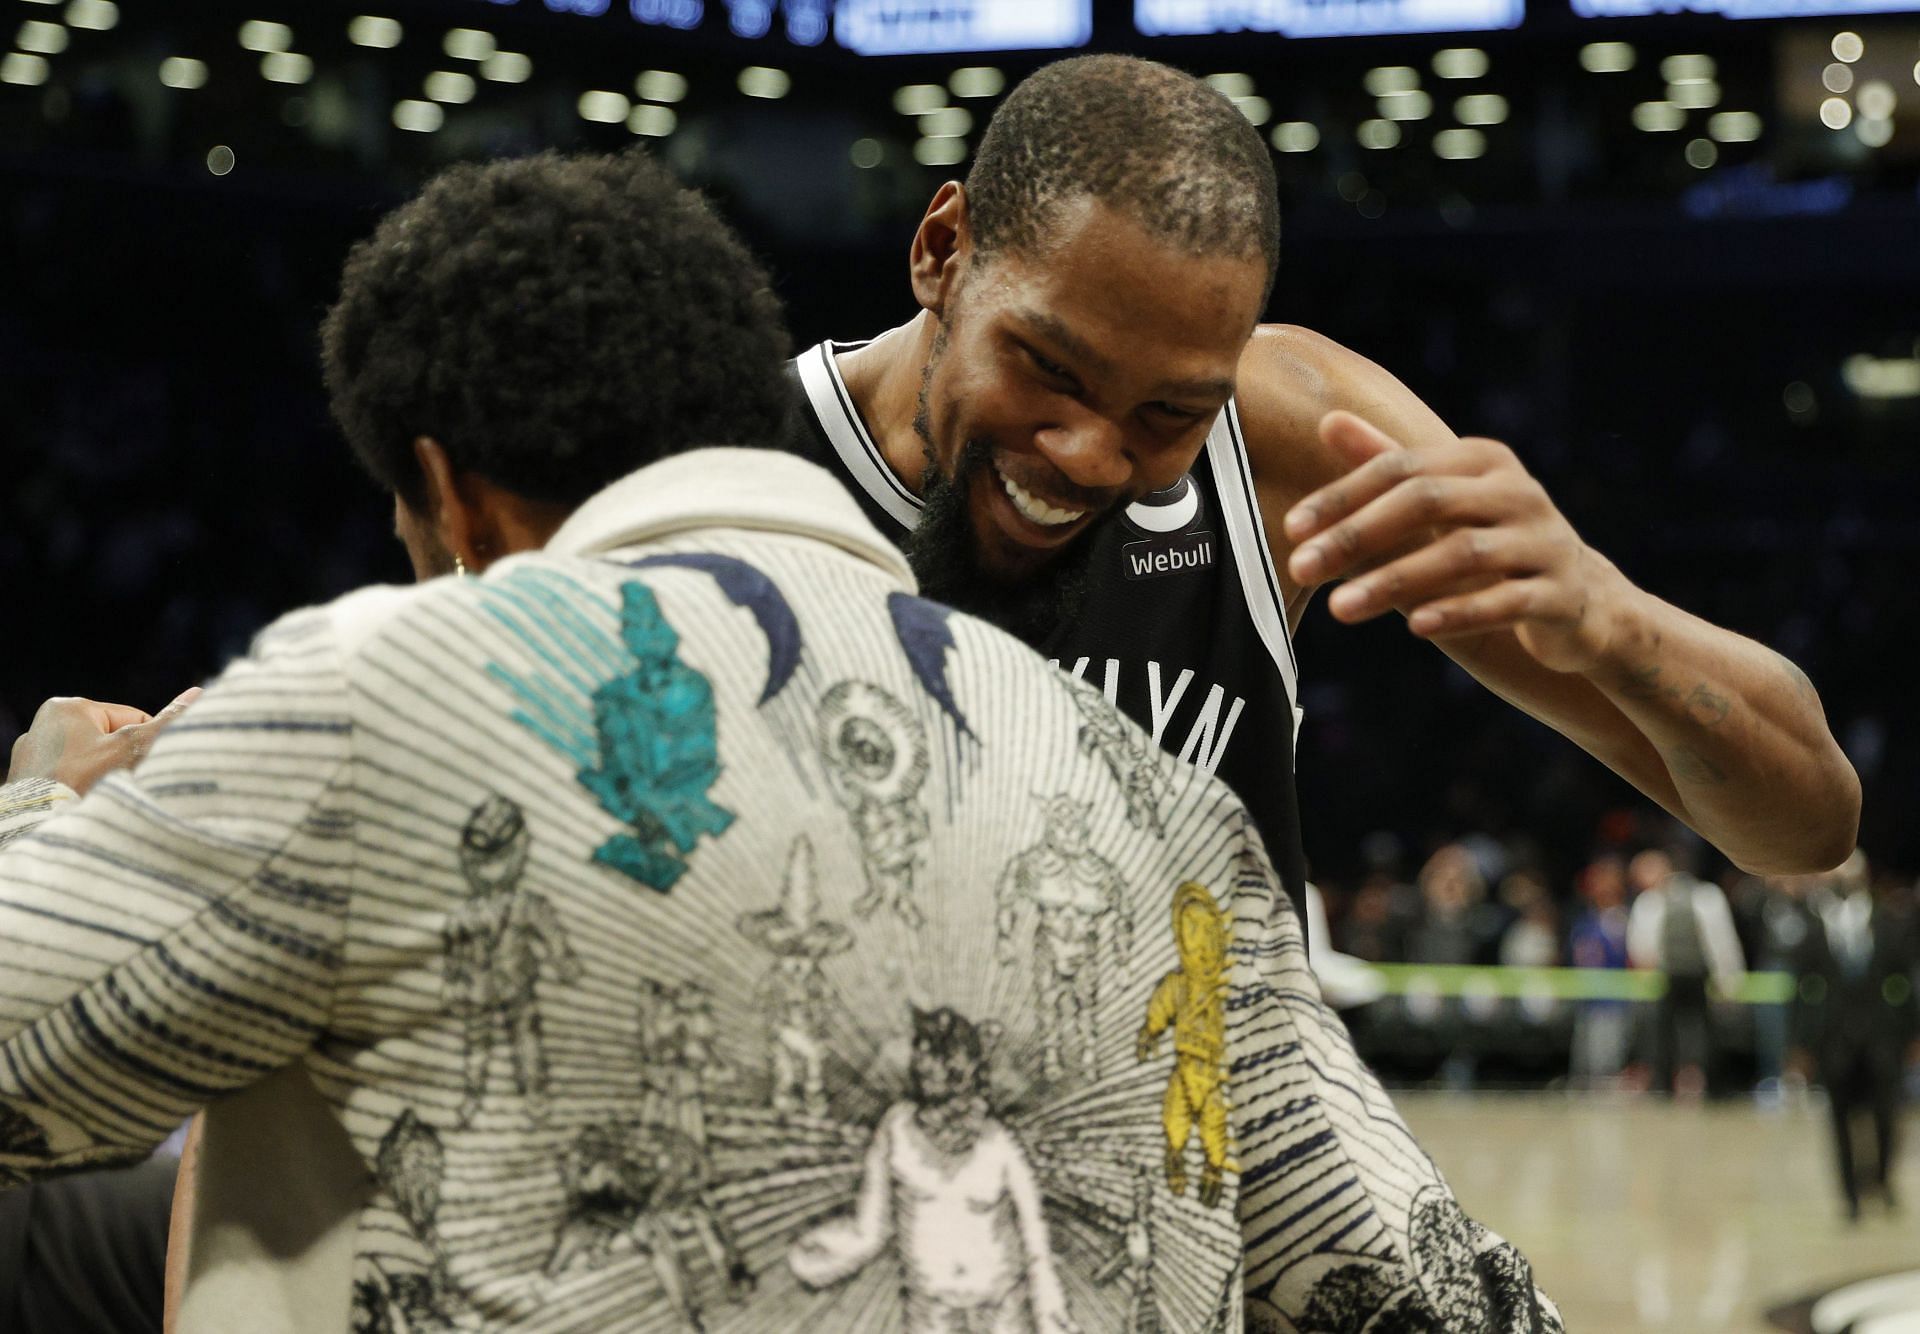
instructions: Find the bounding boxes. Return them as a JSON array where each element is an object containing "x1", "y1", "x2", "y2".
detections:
[
  {"x1": 1152, "y1": 403, "x2": 1206, "y2": 422},
  {"x1": 1028, "y1": 350, "x2": 1071, "y2": 380}
]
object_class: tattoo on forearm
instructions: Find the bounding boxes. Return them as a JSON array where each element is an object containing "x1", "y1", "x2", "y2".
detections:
[
  {"x1": 1618, "y1": 665, "x2": 1732, "y2": 728},
  {"x1": 1684, "y1": 684, "x2": 1730, "y2": 727},
  {"x1": 1665, "y1": 743, "x2": 1729, "y2": 786}
]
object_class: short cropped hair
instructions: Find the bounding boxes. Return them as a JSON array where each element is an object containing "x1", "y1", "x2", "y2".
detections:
[
  {"x1": 964, "y1": 56, "x2": 1279, "y2": 291},
  {"x1": 321, "y1": 150, "x2": 791, "y2": 509}
]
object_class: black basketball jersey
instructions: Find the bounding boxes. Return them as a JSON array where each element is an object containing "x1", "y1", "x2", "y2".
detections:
[{"x1": 784, "y1": 336, "x2": 1309, "y2": 923}]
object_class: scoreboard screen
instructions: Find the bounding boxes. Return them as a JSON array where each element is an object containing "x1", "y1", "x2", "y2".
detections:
[{"x1": 1134, "y1": 0, "x2": 1525, "y2": 38}]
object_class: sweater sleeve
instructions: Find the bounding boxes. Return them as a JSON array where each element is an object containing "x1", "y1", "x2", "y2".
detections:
[{"x1": 0, "y1": 606, "x2": 353, "y2": 1183}]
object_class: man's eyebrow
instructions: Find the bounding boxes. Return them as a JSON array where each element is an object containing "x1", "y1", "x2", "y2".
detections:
[
  {"x1": 1012, "y1": 308, "x2": 1113, "y2": 379},
  {"x1": 1013, "y1": 307, "x2": 1233, "y2": 402}
]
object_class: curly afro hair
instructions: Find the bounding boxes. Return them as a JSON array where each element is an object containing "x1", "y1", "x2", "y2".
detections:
[
  {"x1": 321, "y1": 150, "x2": 791, "y2": 509},
  {"x1": 964, "y1": 56, "x2": 1278, "y2": 295}
]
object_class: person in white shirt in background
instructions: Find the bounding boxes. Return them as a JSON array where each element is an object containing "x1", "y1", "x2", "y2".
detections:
[{"x1": 1627, "y1": 847, "x2": 1747, "y2": 1099}]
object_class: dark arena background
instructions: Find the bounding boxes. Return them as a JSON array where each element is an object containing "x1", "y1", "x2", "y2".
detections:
[{"x1": 3, "y1": 1, "x2": 1919, "y2": 1328}]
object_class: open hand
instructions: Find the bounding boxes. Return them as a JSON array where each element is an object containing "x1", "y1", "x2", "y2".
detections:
[
  {"x1": 1283, "y1": 411, "x2": 1629, "y2": 674},
  {"x1": 7, "y1": 688, "x2": 202, "y2": 795}
]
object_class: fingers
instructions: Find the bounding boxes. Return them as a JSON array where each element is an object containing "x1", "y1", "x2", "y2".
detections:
[
  {"x1": 1286, "y1": 436, "x2": 1519, "y2": 586},
  {"x1": 1404, "y1": 578, "x2": 1582, "y2": 639},
  {"x1": 1326, "y1": 528, "x2": 1522, "y2": 623}
]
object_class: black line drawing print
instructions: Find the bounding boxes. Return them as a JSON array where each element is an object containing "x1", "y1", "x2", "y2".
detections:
[
  {"x1": 737, "y1": 835, "x2": 853, "y2": 1119},
  {"x1": 996, "y1": 795, "x2": 1133, "y2": 1082},
  {"x1": 545, "y1": 1117, "x2": 753, "y2": 1331},
  {"x1": 788, "y1": 1005, "x2": 1082, "y2": 1334},
  {"x1": 817, "y1": 680, "x2": 931, "y2": 928},
  {"x1": 443, "y1": 796, "x2": 584, "y2": 1127},
  {"x1": 1068, "y1": 683, "x2": 1166, "y2": 836},
  {"x1": 1091, "y1": 1163, "x2": 1164, "y2": 1334}
]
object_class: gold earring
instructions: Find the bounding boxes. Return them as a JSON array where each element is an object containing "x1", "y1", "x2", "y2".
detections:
[{"x1": 453, "y1": 554, "x2": 470, "y2": 578}]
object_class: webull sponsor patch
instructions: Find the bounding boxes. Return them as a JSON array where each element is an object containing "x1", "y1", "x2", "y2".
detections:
[{"x1": 1122, "y1": 531, "x2": 1216, "y2": 580}]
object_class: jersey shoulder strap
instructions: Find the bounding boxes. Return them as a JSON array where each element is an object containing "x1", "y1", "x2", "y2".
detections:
[
  {"x1": 794, "y1": 338, "x2": 920, "y2": 530},
  {"x1": 1204, "y1": 399, "x2": 1302, "y2": 719}
]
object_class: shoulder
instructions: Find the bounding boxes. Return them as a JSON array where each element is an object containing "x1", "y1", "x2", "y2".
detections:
[{"x1": 1231, "y1": 324, "x2": 1456, "y2": 507}]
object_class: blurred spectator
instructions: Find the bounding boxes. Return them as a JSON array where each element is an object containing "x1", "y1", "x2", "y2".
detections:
[
  {"x1": 1305, "y1": 882, "x2": 1388, "y2": 1010},
  {"x1": 1497, "y1": 870, "x2": 1561, "y2": 968},
  {"x1": 1568, "y1": 854, "x2": 1634, "y2": 1087},
  {"x1": 1628, "y1": 849, "x2": 1746, "y2": 1099},
  {"x1": 1747, "y1": 873, "x2": 1817, "y2": 1095},
  {"x1": 1407, "y1": 844, "x2": 1506, "y2": 966},
  {"x1": 1790, "y1": 850, "x2": 1920, "y2": 1221}
]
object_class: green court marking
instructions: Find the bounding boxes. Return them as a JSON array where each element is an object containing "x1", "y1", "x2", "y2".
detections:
[{"x1": 1365, "y1": 964, "x2": 1798, "y2": 1005}]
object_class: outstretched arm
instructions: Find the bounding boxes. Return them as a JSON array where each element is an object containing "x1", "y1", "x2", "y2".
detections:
[{"x1": 1236, "y1": 326, "x2": 1859, "y2": 875}]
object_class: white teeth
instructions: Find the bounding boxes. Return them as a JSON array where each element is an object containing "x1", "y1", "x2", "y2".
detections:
[{"x1": 997, "y1": 467, "x2": 1085, "y2": 527}]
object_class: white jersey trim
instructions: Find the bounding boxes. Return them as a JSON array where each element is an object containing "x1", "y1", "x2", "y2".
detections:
[
  {"x1": 797, "y1": 338, "x2": 922, "y2": 530},
  {"x1": 1206, "y1": 400, "x2": 1304, "y2": 732}
]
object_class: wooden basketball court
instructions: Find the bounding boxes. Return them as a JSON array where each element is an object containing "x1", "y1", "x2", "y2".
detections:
[{"x1": 1397, "y1": 1093, "x2": 1920, "y2": 1331}]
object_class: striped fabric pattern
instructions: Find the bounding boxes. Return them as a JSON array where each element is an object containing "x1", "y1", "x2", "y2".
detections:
[{"x1": 0, "y1": 450, "x2": 1556, "y2": 1332}]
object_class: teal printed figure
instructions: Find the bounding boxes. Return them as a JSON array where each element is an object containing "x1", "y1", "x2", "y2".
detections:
[
  {"x1": 444, "y1": 796, "x2": 584, "y2": 1127},
  {"x1": 579, "y1": 582, "x2": 735, "y2": 892}
]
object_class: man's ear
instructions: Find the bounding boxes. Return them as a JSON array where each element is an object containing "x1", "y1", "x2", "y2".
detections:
[
  {"x1": 909, "y1": 181, "x2": 970, "y2": 317},
  {"x1": 411, "y1": 436, "x2": 488, "y2": 571}
]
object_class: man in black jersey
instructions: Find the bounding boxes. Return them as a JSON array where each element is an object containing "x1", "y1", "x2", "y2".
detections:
[{"x1": 784, "y1": 54, "x2": 1859, "y2": 897}]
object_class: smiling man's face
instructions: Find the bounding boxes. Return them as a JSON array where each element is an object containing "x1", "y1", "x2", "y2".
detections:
[{"x1": 905, "y1": 196, "x2": 1266, "y2": 620}]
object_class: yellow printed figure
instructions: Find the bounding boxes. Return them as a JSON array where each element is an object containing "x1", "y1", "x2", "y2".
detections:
[{"x1": 1136, "y1": 881, "x2": 1236, "y2": 1208}]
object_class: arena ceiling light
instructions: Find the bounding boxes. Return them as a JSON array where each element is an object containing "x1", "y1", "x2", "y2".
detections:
[
  {"x1": 1660, "y1": 54, "x2": 1714, "y2": 82},
  {"x1": 1357, "y1": 118, "x2": 1402, "y2": 149},
  {"x1": 913, "y1": 136, "x2": 967, "y2": 167},
  {"x1": 392, "y1": 98, "x2": 443, "y2": 132},
  {"x1": 578, "y1": 89, "x2": 630, "y2": 123},
  {"x1": 1454, "y1": 93, "x2": 1508, "y2": 125},
  {"x1": 1707, "y1": 110, "x2": 1761, "y2": 141},
  {"x1": 1856, "y1": 79, "x2": 1896, "y2": 121},
  {"x1": 1632, "y1": 101, "x2": 1685, "y2": 132},
  {"x1": 1433, "y1": 127, "x2": 1487, "y2": 159},
  {"x1": 15, "y1": 21, "x2": 68, "y2": 55},
  {"x1": 1831, "y1": 31, "x2": 1864, "y2": 63},
  {"x1": 1364, "y1": 66, "x2": 1419, "y2": 96},
  {"x1": 159, "y1": 56, "x2": 208, "y2": 90},
  {"x1": 636, "y1": 70, "x2": 687, "y2": 103},
  {"x1": 1855, "y1": 117, "x2": 1893, "y2": 146},
  {"x1": 1433, "y1": 49, "x2": 1488, "y2": 80},
  {"x1": 1819, "y1": 96, "x2": 1852, "y2": 129},
  {"x1": 893, "y1": 83, "x2": 945, "y2": 115},
  {"x1": 239, "y1": 20, "x2": 292, "y2": 53},
  {"x1": 348, "y1": 16, "x2": 401, "y2": 48},
  {"x1": 628, "y1": 104, "x2": 675, "y2": 136},
  {"x1": 261, "y1": 52, "x2": 313, "y2": 85},
  {"x1": 65, "y1": 0, "x2": 115, "y2": 31},
  {"x1": 443, "y1": 29, "x2": 494, "y2": 61},
  {"x1": 0, "y1": 52, "x2": 49, "y2": 85},
  {"x1": 1824, "y1": 63, "x2": 1854, "y2": 93},
  {"x1": 1377, "y1": 90, "x2": 1432, "y2": 121},
  {"x1": 919, "y1": 106, "x2": 972, "y2": 136},
  {"x1": 482, "y1": 52, "x2": 530, "y2": 83},
  {"x1": 1270, "y1": 120, "x2": 1318, "y2": 152},
  {"x1": 737, "y1": 66, "x2": 789, "y2": 99},
  {"x1": 1685, "y1": 138, "x2": 1717, "y2": 168},
  {"x1": 1234, "y1": 94, "x2": 1272, "y2": 125},
  {"x1": 1579, "y1": 42, "x2": 1635, "y2": 74},
  {"x1": 1205, "y1": 72, "x2": 1255, "y2": 98},
  {"x1": 1669, "y1": 80, "x2": 1720, "y2": 110},
  {"x1": 948, "y1": 67, "x2": 1003, "y2": 99},
  {"x1": 425, "y1": 70, "x2": 475, "y2": 104},
  {"x1": 849, "y1": 137, "x2": 883, "y2": 168}
]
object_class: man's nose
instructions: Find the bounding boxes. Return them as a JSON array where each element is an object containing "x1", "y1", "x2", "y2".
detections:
[{"x1": 1034, "y1": 406, "x2": 1131, "y2": 493}]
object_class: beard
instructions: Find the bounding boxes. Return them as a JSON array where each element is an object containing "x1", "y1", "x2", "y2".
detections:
[{"x1": 903, "y1": 327, "x2": 1104, "y2": 644}]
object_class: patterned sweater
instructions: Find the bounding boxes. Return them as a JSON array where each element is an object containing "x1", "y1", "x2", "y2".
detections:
[{"x1": 0, "y1": 449, "x2": 1559, "y2": 1333}]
